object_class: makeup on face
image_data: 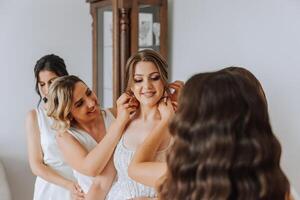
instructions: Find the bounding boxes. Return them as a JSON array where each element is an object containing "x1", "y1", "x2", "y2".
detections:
[
  {"x1": 133, "y1": 72, "x2": 161, "y2": 84},
  {"x1": 38, "y1": 70, "x2": 58, "y2": 100},
  {"x1": 70, "y1": 82, "x2": 101, "y2": 123},
  {"x1": 73, "y1": 87, "x2": 94, "y2": 108},
  {"x1": 130, "y1": 61, "x2": 166, "y2": 107}
]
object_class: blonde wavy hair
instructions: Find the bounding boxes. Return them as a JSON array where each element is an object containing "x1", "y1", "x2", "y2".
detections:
[{"x1": 47, "y1": 75, "x2": 83, "y2": 132}]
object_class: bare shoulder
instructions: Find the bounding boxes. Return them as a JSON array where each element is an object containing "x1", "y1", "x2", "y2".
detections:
[
  {"x1": 25, "y1": 109, "x2": 41, "y2": 138},
  {"x1": 56, "y1": 130, "x2": 73, "y2": 141},
  {"x1": 56, "y1": 130, "x2": 80, "y2": 146},
  {"x1": 25, "y1": 109, "x2": 38, "y2": 127}
]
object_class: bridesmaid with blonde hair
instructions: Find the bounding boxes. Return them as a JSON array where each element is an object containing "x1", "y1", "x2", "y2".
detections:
[{"x1": 47, "y1": 75, "x2": 137, "y2": 199}]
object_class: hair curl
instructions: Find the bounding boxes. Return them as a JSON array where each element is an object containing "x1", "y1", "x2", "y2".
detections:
[
  {"x1": 159, "y1": 69, "x2": 289, "y2": 200},
  {"x1": 47, "y1": 75, "x2": 82, "y2": 132},
  {"x1": 222, "y1": 66, "x2": 267, "y2": 107}
]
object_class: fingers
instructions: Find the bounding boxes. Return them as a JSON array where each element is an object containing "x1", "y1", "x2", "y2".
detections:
[
  {"x1": 159, "y1": 96, "x2": 172, "y2": 106},
  {"x1": 171, "y1": 101, "x2": 178, "y2": 107},
  {"x1": 72, "y1": 195, "x2": 85, "y2": 200},
  {"x1": 171, "y1": 101, "x2": 178, "y2": 111},
  {"x1": 128, "y1": 107, "x2": 137, "y2": 115},
  {"x1": 116, "y1": 92, "x2": 139, "y2": 122},
  {"x1": 168, "y1": 80, "x2": 184, "y2": 102},
  {"x1": 124, "y1": 102, "x2": 138, "y2": 109},
  {"x1": 166, "y1": 99, "x2": 175, "y2": 110},
  {"x1": 169, "y1": 80, "x2": 184, "y2": 86},
  {"x1": 73, "y1": 191, "x2": 85, "y2": 200},
  {"x1": 159, "y1": 98, "x2": 177, "y2": 114},
  {"x1": 168, "y1": 80, "x2": 184, "y2": 90},
  {"x1": 159, "y1": 90, "x2": 169, "y2": 104},
  {"x1": 74, "y1": 183, "x2": 83, "y2": 193},
  {"x1": 123, "y1": 102, "x2": 138, "y2": 114},
  {"x1": 118, "y1": 92, "x2": 139, "y2": 111},
  {"x1": 125, "y1": 90, "x2": 134, "y2": 96},
  {"x1": 158, "y1": 98, "x2": 171, "y2": 110},
  {"x1": 118, "y1": 92, "x2": 139, "y2": 108},
  {"x1": 71, "y1": 183, "x2": 85, "y2": 200},
  {"x1": 129, "y1": 96, "x2": 139, "y2": 108},
  {"x1": 117, "y1": 92, "x2": 131, "y2": 105},
  {"x1": 159, "y1": 96, "x2": 168, "y2": 104}
]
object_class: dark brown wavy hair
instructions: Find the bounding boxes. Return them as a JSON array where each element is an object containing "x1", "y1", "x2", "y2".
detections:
[
  {"x1": 222, "y1": 66, "x2": 268, "y2": 107},
  {"x1": 159, "y1": 69, "x2": 290, "y2": 200}
]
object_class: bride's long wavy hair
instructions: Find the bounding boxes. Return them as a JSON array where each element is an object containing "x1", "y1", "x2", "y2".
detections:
[{"x1": 159, "y1": 69, "x2": 290, "y2": 200}]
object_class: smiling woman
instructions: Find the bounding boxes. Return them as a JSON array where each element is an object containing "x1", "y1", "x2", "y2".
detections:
[
  {"x1": 46, "y1": 75, "x2": 135, "y2": 198},
  {"x1": 130, "y1": 61, "x2": 165, "y2": 107},
  {"x1": 85, "y1": 49, "x2": 183, "y2": 200},
  {"x1": 100, "y1": 50, "x2": 171, "y2": 200}
]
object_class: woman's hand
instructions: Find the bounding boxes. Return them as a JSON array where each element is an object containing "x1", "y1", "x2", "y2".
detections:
[
  {"x1": 168, "y1": 80, "x2": 184, "y2": 103},
  {"x1": 67, "y1": 182, "x2": 85, "y2": 200},
  {"x1": 158, "y1": 98, "x2": 175, "y2": 124},
  {"x1": 116, "y1": 92, "x2": 138, "y2": 124}
]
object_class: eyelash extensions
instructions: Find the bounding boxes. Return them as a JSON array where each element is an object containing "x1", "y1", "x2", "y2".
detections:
[{"x1": 133, "y1": 75, "x2": 161, "y2": 83}]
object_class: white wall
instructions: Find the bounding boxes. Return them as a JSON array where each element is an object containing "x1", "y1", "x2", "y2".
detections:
[
  {"x1": 169, "y1": 0, "x2": 300, "y2": 193},
  {"x1": 0, "y1": 1, "x2": 92, "y2": 199}
]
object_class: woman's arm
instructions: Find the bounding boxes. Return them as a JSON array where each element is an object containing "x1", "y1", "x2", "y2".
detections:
[
  {"x1": 56, "y1": 93, "x2": 136, "y2": 177},
  {"x1": 128, "y1": 99, "x2": 175, "y2": 187},
  {"x1": 26, "y1": 110, "x2": 84, "y2": 199},
  {"x1": 56, "y1": 119, "x2": 126, "y2": 177},
  {"x1": 85, "y1": 159, "x2": 116, "y2": 200},
  {"x1": 128, "y1": 122, "x2": 168, "y2": 187}
]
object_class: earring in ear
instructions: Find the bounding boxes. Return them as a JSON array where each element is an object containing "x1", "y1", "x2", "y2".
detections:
[
  {"x1": 68, "y1": 114, "x2": 74, "y2": 121},
  {"x1": 42, "y1": 97, "x2": 48, "y2": 103}
]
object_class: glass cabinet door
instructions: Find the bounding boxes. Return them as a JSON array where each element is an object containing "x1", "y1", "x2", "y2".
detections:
[
  {"x1": 87, "y1": 0, "x2": 168, "y2": 107},
  {"x1": 138, "y1": 5, "x2": 161, "y2": 52},
  {"x1": 97, "y1": 6, "x2": 113, "y2": 108}
]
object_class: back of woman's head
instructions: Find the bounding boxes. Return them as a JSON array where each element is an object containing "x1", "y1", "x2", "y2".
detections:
[
  {"x1": 34, "y1": 54, "x2": 69, "y2": 98},
  {"x1": 47, "y1": 75, "x2": 82, "y2": 132},
  {"x1": 222, "y1": 66, "x2": 268, "y2": 106},
  {"x1": 159, "y1": 70, "x2": 289, "y2": 200}
]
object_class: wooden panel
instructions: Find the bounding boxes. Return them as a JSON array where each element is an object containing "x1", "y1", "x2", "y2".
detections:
[
  {"x1": 118, "y1": 0, "x2": 133, "y2": 9},
  {"x1": 87, "y1": 0, "x2": 168, "y2": 106},
  {"x1": 160, "y1": 0, "x2": 167, "y2": 59},
  {"x1": 112, "y1": 0, "x2": 120, "y2": 104},
  {"x1": 86, "y1": 0, "x2": 99, "y2": 3},
  {"x1": 90, "y1": 7, "x2": 98, "y2": 95},
  {"x1": 120, "y1": 8, "x2": 130, "y2": 93},
  {"x1": 138, "y1": 0, "x2": 161, "y2": 6},
  {"x1": 131, "y1": 0, "x2": 139, "y2": 54},
  {"x1": 89, "y1": 0, "x2": 112, "y2": 8}
]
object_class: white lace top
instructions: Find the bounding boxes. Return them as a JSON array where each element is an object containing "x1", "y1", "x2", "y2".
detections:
[{"x1": 106, "y1": 135, "x2": 169, "y2": 200}]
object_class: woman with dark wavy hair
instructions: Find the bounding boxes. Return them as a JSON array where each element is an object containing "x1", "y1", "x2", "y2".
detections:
[
  {"x1": 222, "y1": 66, "x2": 268, "y2": 105},
  {"x1": 129, "y1": 67, "x2": 291, "y2": 200}
]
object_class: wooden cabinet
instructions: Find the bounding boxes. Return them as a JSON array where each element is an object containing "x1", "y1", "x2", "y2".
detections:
[{"x1": 86, "y1": 0, "x2": 168, "y2": 107}]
